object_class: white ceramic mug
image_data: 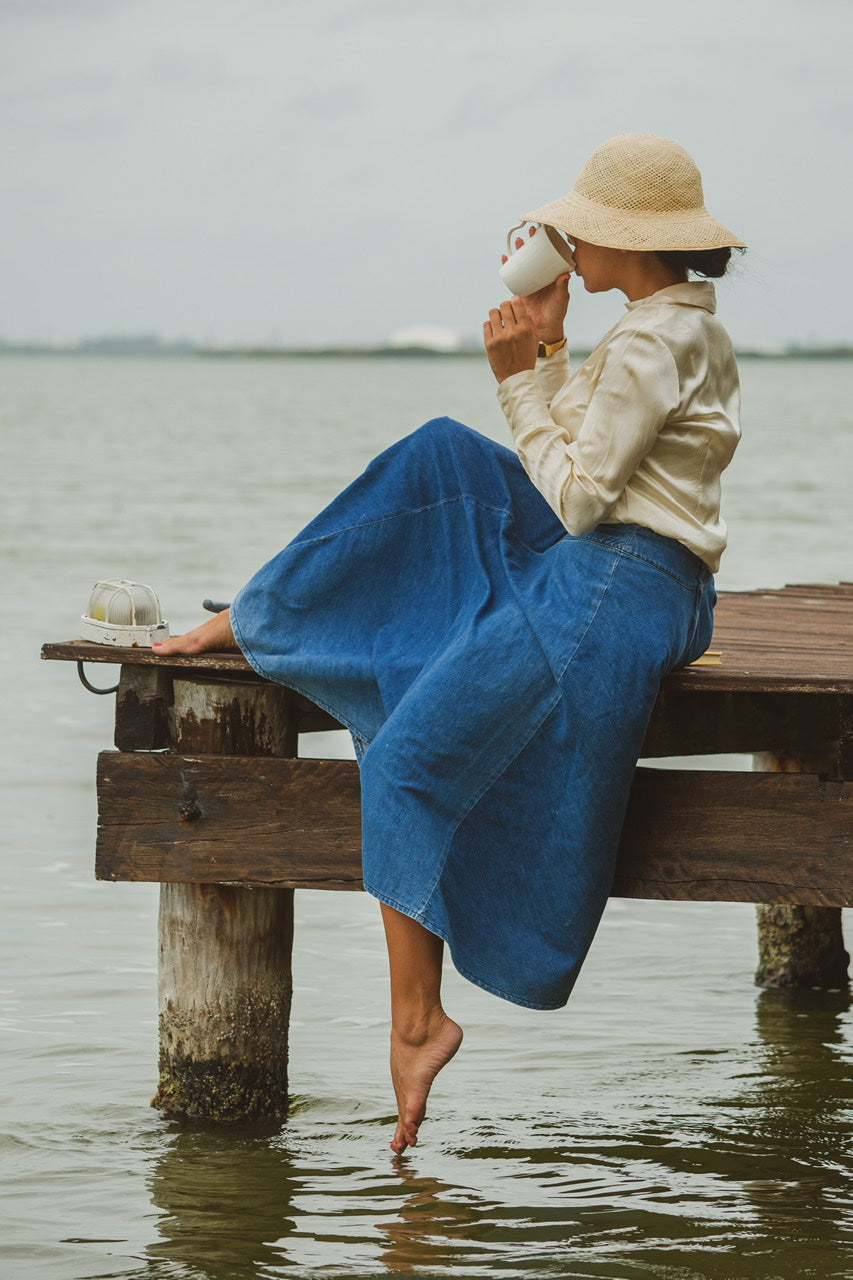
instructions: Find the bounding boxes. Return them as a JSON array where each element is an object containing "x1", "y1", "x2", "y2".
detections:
[{"x1": 498, "y1": 224, "x2": 575, "y2": 296}]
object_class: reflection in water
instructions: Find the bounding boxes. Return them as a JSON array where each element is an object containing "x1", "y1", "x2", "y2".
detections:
[
  {"x1": 730, "y1": 988, "x2": 853, "y2": 1266},
  {"x1": 565, "y1": 986, "x2": 853, "y2": 1279},
  {"x1": 141, "y1": 990, "x2": 853, "y2": 1280},
  {"x1": 377, "y1": 1160, "x2": 483, "y2": 1274},
  {"x1": 145, "y1": 1126, "x2": 300, "y2": 1278}
]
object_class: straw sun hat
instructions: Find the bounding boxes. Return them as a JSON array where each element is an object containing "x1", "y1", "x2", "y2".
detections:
[{"x1": 524, "y1": 134, "x2": 746, "y2": 252}]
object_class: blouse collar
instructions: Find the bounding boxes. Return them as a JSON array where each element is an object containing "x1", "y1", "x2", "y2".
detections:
[{"x1": 625, "y1": 281, "x2": 717, "y2": 314}]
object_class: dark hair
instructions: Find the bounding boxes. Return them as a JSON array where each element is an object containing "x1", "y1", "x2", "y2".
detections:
[{"x1": 654, "y1": 246, "x2": 742, "y2": 279}]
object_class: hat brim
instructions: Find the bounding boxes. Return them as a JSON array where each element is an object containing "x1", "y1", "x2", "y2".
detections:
[{"x1": 523, "y1": 190, "x2": 746, "y2": 252}]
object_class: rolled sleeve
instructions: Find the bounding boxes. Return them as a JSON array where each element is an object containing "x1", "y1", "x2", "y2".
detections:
[{"x1": 499, "y1": 328, "x2": 680, "y2": 535}]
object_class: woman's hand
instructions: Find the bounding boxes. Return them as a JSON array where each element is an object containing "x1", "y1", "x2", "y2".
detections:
[
  {"x1": 487, "y1": 231, "x2": 571, "y2": 381},
  {"x1": 501, "y1": 229, "x2": 572, "y2": 341},
  {"x1": 521, "y1": 273, "x2": 571, "y2": 342},
  {"x1": 483, "y1": 297, "x2": 539, "y2": 383}
]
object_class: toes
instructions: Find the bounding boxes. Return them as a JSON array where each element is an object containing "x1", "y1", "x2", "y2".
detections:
[
  {"x1": 390, "y1": 1116, "x2": 420, "y2": 1155},
  {"x1": 390, "y1": 1129, "x2": 409, "y2": 1155}
]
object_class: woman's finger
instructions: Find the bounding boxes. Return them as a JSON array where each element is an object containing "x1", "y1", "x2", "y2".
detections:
[
  {"x1": 506, "y1": 297, "x2": 531, "y2": 327},
  {"x1": 483, "y1": 308, "x2": 505, "y2": 341}
]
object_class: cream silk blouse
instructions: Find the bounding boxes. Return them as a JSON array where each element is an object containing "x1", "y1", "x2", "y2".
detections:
[{"x1": 496, "y1": 281, "x2": 741, "y2": 572}]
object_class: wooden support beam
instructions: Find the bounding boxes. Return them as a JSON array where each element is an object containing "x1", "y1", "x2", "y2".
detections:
[
  {"x1": 152, "y1": 680, "x2": 298, "y2": 1124},
  {"x1": 115, "y1": 665, "x2": 173, "y2": 751},
  {"x1": 154, "y1": 882, "x2": 294, "y2": 1123},
  {"x1": 641, "y1": 689, "x2": 843, "y2": 760},
  {"x1": 97, "y1": 752, "x2": 853, "y2": 906},
  {"x1": 613, "y1": 767, "x2": 852, "y2": 904},
  {"x1": 752, "y1": 751, "x2": 850, "y2": 991},
  {"x1": 97, "y1": 752, "x2": 362, "y2": 889}
]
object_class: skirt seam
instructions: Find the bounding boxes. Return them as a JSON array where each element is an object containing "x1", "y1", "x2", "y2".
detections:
[
  {"x1": 612, "y1": 546, "x2": 705, "y2": 588},
  {"x1": 289, "y1": 493, "x2": 552, "y2": 557},
  {"x1": 549, "y1": 546, "x2": 622, "y2": 684}
]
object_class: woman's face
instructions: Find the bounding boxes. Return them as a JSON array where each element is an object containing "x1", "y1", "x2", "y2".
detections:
[{"x1": 570, "y1": 238, "x2": 626, "y2": 294}]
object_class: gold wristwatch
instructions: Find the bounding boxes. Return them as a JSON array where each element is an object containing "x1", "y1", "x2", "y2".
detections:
[{"x1": 537, "y1": 337, "x2": 567, "y2": 358}]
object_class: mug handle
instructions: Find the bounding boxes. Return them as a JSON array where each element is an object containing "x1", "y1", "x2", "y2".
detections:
[{"x1": 505, "y1": 221, "x2": 531, "y2": 256}]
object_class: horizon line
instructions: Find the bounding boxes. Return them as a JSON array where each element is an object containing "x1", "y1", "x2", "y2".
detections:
[{"x1": 2, "y1": 337, "x2": 853, "y2": 360}]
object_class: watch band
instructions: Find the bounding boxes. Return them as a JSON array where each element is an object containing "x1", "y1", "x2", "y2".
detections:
[{"x1": 537, "y1": 337, "x2": 567, "y2": 358}]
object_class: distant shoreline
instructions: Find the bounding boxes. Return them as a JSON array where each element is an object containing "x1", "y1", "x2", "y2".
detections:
[{"x1": 2, "y1": 340, "x2": 853, "y2": 361}]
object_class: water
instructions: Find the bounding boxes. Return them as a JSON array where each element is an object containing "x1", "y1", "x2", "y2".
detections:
[{"x1": 2, "y1": 354, "x2": 853, "y2": 1279}]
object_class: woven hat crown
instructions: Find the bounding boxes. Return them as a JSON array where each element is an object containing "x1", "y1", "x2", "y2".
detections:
[
  {"x1": 576, "y1": 134, "x2": 705, "y2": 215},
  {"x1": 523, "y1": 133, "x2": 746, "y2": 252}
]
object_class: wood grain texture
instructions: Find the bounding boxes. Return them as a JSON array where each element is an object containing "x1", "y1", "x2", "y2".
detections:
[
  {"x1": 97, "y1": 752, "x2": 853, "y2": 904},
  {"x1": 114, "y1": 665, "x2": 173, "y2": 751},
  {"x1": 752, "y1": 751, "x2": 849, "y2": 989},
  {"x1": 97, "y1": 752, "x2": 363, "y2": 888},
  {"x1": 152, "y1": 666, "x2": 298, "y2": 1121},
  {"x1": 613, "y1": 766, "x2": 853, "y2": 904},
  {"x1": 43, "y1": 583, "x2": 853, "y2": 693},
  {"x1": 154, "y1": 882, "x2": 294, "y2": 1121}
]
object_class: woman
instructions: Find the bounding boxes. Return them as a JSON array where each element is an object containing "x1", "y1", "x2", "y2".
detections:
[{"x1": 155, "y1": 134, "x2": 745, "y2": 1155}]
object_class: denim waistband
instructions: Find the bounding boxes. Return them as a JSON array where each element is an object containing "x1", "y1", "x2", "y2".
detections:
[{"x1": 580, "y1": 523, "x2": 712, "y2": 586}]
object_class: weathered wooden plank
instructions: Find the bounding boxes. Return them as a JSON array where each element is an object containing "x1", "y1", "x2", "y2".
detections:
[
  {"x1": 703, "y1": 586, "x2": 853, "y2": 689},
  {"x1": 832, "y1": 693, "x2": 853, "y2": 781},
  {"x1": 41, "y1": 573, "x2": 853, "y2": 694},
  {"x1": 96, "y1": 752, "x2": 853, "y2": 904},
  {"x1": 614, "y1": 767, "x2": 853, "y2": 904},
  {"x1": 641, "y1": 689, "x2": 844, "y2": 760},
  {"x1": 43, "y1": 642, "x2": 343, "y2": 732},
  {"x1": 43, "y1": 639, "x2": 258, "y2": 673},
  {"x1": 97, "y1": 752, "x2": 363, "y2": 888}
]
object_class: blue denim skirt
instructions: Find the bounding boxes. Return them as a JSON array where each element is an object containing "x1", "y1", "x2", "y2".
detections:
[{"x1": 231, "y1": 419, "x2": 715, "y2": 1009}]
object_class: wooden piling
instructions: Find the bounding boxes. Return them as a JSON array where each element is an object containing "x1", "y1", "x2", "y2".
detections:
[
  {"x1": 152, "y1": 676, "x2": 297, "y2": 1123},
  {"x1": 753, "y1": 751, "x2": 850, "y2": 990}
]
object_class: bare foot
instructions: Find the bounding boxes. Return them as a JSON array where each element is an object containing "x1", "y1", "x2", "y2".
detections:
[
  {"x1": 389, "y1": 1012, "x2": 463, "y2": 1155},
  {"x1": 152, "y1": 609, "x2": 238, "y2": 657}
]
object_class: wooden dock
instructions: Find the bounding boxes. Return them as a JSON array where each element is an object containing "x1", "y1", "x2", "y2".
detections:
[
  {"x1": 43, "y1": 583, "x2": 853, "y2": 903},
  {"x1": 42, "y1": 582, "x2": 853, "y2": 1122}
]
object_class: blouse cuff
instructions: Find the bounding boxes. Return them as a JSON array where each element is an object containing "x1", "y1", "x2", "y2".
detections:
[{"x1": 535, "y1": 343, "x2": 570, "y2": 402}]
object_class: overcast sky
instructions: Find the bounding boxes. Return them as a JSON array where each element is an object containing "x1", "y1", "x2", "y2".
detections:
[{"x1": 2, "y1": 0, "x2": 851, "y2": 350}]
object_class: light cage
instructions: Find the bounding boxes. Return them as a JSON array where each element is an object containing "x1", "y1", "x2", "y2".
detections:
[{"x1": 80, "y1": 579, "x2": 169, "y2": 647}]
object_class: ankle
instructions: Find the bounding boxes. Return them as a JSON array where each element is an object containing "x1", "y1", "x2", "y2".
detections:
[{"x1": 391, "y1": 1005, "x2": 448, "y2": 1048}]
